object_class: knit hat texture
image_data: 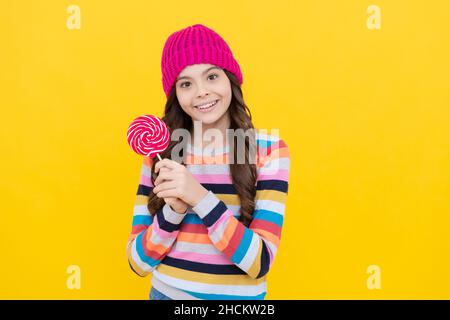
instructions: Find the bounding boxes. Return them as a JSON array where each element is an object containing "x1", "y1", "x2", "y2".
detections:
[{"x1": 161, "y1": 24, "x2": 243, "y2": 97}]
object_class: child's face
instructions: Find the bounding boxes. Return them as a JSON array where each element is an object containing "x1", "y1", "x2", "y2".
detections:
[{"x1": 175, "y1": 63, "x2": 232, "y2": 126}]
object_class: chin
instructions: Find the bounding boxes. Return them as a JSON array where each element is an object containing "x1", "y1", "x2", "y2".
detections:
[
  {"x1": 194, "y1": 117, "x2": 218, "y2": 125},
  {"x1": 192, "y1": 111, "x2": 219, "y2": 123}
]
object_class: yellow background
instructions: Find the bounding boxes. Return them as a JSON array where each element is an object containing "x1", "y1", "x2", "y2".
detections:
[{"x1": 1, "y1": 0, "x2": 449, "y2": 299}]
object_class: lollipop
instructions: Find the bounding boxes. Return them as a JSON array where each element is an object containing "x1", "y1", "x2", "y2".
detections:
[{"x1": 127, "y1": 115, "x2": 170, "y2": 160}]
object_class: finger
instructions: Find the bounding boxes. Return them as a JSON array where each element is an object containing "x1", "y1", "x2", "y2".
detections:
[
  {"x1": 153, "y1": 180, "x2": 178, "y2": 194},
  {"x1": 163, "y1": 197, "x2": 182, "y2": 207},
  {"x1": 163, "y1": 196, "x2": 175, "y2": 206},
  {"x1": 155, "y1": 159, "x2": 180, "y2": 173},
  {"x1": 154, "y1": 171, "x2": 178, "y2": 186},
  {"x1": 155, "y1": 189, "x2": 180, "y2": 199},
  {"x1": 159, "y1": 167, "x2": 170, "y2": 173},
  {"x1": 158, "y1": 171, "x2": 181, "y2": 185}
]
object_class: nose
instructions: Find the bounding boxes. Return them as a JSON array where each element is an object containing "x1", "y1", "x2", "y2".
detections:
[{"x1": 196, "y1": 83, "x2": 210, "y2": 98}]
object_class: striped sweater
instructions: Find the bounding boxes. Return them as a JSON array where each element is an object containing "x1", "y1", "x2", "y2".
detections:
[{"x1": 126, "y1": 131, "x2": 290, "y2": 300}]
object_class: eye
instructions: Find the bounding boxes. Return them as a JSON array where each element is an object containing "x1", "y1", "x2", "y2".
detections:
[
  {"x1": 179, "y1": 73, "x2": 218, "y2": 89},
  {"x1": 208, "y1": 73, "x2": 218, "y2": 80},
  {"x1": 180, "y1": 81, "x2": 191, "y2": 88}
]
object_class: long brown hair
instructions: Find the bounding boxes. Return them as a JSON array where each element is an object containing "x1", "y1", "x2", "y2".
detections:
[{"x1": 147, "y1": 70, "x2": 257, "y2": 227}]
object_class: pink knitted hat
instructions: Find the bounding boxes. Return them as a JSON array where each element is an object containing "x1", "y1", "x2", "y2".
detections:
[{"x1": 161, "y1": 24, "x2": 243, "y2": 98}]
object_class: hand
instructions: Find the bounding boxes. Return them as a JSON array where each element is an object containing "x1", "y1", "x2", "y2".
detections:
[
  {"x1": 154, "y1": 167, "x2": 188, "y2": 214},
  {"x1": 165, "y1": 197, "x2": 188, "y2": 214},
  {"x1": 153, "y1": 159, "x2": 209, "y2": 207}
]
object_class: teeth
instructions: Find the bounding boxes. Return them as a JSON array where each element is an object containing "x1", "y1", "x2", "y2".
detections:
[{"x1": 196, "y1": 100, "x2": 218, "y2": 109}]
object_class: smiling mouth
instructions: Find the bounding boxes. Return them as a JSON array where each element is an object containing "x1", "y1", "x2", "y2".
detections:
[{"x1": 194, "y1": 99, "x2": 219, "y2": 111}]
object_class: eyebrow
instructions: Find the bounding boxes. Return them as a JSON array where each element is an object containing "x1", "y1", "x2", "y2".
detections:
[{"x1": 176, "y1": 66, "x2": 221, "y2": 83}]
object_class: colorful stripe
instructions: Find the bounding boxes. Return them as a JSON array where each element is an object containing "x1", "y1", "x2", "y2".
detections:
[{"x1": 127, "y1": 131, "x2": 290, "y2": 299}]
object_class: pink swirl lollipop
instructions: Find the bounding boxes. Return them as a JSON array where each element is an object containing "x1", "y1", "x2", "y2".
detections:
[{"x1": 127, "y1": 115, "x2": 170, "y2": 160}]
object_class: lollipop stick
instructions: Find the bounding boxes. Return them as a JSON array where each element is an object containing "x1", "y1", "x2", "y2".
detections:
[{"x1": 156, "y1": 153, "x2": 162, "y2": 161}]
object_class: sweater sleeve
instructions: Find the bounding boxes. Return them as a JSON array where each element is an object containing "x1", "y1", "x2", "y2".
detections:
[
  {"x1": 192, "y1": 138, "x2": 290, "y2": 279},
  {"x1": 126, "y1": 156, "x2": 187, "y2": 277}
]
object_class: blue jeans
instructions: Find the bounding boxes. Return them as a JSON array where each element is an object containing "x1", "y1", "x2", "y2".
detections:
[{"x1": 149, "y1": 286, "x2": 172, "y2": 300}]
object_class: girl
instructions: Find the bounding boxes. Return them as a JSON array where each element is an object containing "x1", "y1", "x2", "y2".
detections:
[{"x1": 126, "y1": 24, "x2": 290, "y2": 300}]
